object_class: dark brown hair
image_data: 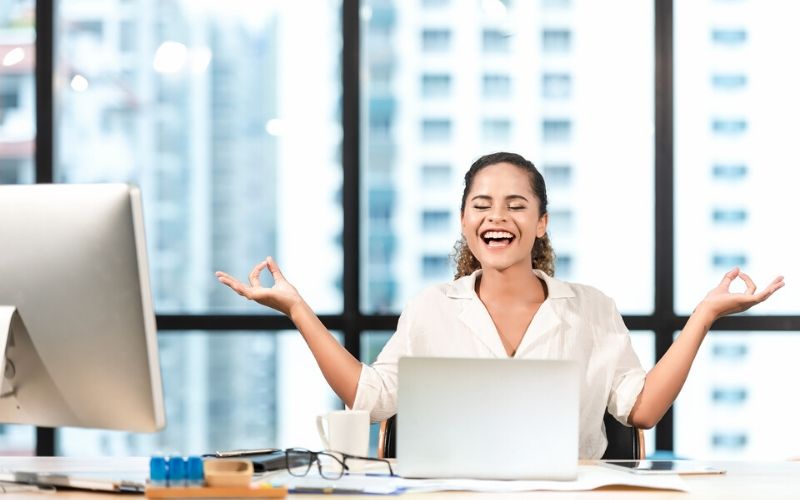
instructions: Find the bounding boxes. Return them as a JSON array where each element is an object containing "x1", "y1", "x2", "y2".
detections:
[{"x1": 453, "y1": 152, "x2": 555, "y2": 278}]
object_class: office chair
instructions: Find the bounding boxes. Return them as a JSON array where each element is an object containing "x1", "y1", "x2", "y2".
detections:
[{"x1": 377, "y1": 411, "x2": 645, "y2": 460}]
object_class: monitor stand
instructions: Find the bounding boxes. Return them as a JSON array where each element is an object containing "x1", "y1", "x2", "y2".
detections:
[{"x1": 0, "y1": 306, "x2": 77, "y2": 426}]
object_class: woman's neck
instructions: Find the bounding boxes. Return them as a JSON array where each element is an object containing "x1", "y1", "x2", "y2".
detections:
[{"x1": 476, "y1": 265, "x2": 545, "y2": 303}]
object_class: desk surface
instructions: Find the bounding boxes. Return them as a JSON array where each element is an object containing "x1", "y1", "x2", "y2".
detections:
[{"x1": 1, "y1": 457, "x2": 799, "y2": 498}]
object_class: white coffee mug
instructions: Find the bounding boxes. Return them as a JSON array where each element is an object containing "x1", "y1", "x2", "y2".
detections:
[{"x1": 316, "y1": 410, "x2": 370, "y2": 456}]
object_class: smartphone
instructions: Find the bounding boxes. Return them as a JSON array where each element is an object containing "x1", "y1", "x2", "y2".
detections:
[{"x1": 601, "y1": 460, "x2": 726, "y2": 475}]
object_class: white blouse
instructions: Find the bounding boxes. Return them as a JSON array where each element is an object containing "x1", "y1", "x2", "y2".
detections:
[{"x1": 352, "y1": 269, "x2": 646, "y2": 459}]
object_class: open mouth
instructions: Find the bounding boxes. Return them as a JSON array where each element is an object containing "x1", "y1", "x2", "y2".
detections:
[{"x1": 481, "y1": 230, "x2": 515, "y2": 248}]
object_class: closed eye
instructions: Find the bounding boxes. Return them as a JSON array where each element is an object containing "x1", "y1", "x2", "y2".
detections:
[{"x1": 473, "y1": 205, "x2": 490, "y2": 210}]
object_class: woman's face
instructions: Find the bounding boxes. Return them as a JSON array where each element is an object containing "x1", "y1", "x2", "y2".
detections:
[{"x1": 460, "y1": 162, "x2": 547, "y2": 273}]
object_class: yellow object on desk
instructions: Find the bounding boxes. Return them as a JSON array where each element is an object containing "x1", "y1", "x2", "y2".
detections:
[
  {"x1": 204, "y1": 459, "x2": 254, "y2": 487},
  {"x1": 146, "y1": 458, "x2": 286, "y2": 498},
  {"x1": 145, "y1": 484, "x2": 287, "y2": 498}
]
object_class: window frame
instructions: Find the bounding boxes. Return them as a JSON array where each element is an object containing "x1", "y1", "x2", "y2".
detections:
[{"x1": 30, "y1": 0, "x2": 800, "y2": 456}]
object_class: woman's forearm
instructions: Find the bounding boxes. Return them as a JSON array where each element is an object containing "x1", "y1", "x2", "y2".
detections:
[
  {"x1": 628, "y1": 307, "x2": 716, "y2": 429},
  {"x1": 289, "y1": 300, "x2": 363, "y2": 408}
]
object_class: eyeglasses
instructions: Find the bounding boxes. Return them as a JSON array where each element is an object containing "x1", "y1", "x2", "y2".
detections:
[{"x1": 283, "y1": 448, "x2": 395, "y2": 479}]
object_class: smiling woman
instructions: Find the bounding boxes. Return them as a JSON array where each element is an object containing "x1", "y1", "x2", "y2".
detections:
[
  {"x1": 454, "y1": 152, "x2": 553, "y2": 279},
  {"x1": 216, "y1": 150, "x2": 783, "y2": 460}
]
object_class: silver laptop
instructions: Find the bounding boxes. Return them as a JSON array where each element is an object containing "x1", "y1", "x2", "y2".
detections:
[{"x1": 397, "y1": 357, "x2": 579, "y2": 480}]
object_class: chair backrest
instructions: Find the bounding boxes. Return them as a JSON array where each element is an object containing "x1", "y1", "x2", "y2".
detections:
[
  {"x1": 377, "y1": 411, "x2": 644, "y2": 460},
  {"x1": 600, "y1": 411, "x2": 645, "y2": 460}
]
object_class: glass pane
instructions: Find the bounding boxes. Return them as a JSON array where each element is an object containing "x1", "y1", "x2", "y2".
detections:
[
  {"x1": 361, "y1": 0, "x2": 654, "y2": 314},
  {"x1": 675, "y1": 0, "x2": 797, "y2": 314},
  {"x1": 0, "y1": 1, "x2": 35, "y2": 184},
  {"x1": 0, "y1": 0, "x2": 37, "y2": 454},
  {"x1": 361, "y1": 330, "x2": 656, "y2": 457},
  {"x1": 58, "y1": 331, "x2": 340, "y2": 456},
  {"x1": 55, "y1": 0, "x2": 343, "y2": 314},
  {"x1": 674, "y1": 332, "x2": 800, "y2": 459}
]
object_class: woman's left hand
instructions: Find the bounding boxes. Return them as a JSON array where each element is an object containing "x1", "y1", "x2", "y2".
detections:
[{"x1": 697, "y1": 267, "x2": 784, "y2": 320}]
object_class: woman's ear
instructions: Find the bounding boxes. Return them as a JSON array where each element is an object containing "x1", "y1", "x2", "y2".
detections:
[{"x1": 537, "y1": 213, "x2": 549, "y2": 238}]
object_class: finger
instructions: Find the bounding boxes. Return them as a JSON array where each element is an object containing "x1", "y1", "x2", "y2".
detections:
[
  {"x1": 718, "y1": 267, "x2": 739, "y2": 288},
  {"x1": 738, "y1": 272, "x2": 756, "y2": 295},
  {"x1": 766, "y1": 276, "x2": 786, "y2": 293},
  {"x1": 752, "y1": 277, "x2": 785, "y2": 302},
  {"x1": 248, "y1": 260, "x2": 269, "y2": 288},
  {"x1": 266, "y1": 256, "x2": 286, "y2": 282},
  {"x1": 216, "y1": 274, "x2": 248, "y2": 296}
]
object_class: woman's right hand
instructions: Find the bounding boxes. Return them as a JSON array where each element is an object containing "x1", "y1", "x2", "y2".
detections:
[{"x1": 215, "y1": 257, "x2": 302, "y2": 316}]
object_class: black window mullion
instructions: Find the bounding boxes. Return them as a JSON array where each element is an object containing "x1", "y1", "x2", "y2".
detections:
[
  {"x1": 34, "y1": 0, "x2": 56, "y2": 456},
  {"x1": 654, "y1": 0, "x2": 675, "y2": 452},
  {"x1": 342, "y1": 0, "x2": 362, "y2": 360}
]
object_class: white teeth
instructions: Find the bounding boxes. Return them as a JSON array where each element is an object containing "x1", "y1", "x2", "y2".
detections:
[{"x1": 482, "y1": 231, "x2": 514, "y2": 239}]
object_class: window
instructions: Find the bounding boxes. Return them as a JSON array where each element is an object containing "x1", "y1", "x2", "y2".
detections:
[
  {"x1": 19, "y1": 0, "x2": 800, "y2": 462},
  {"x1": 421, "y1": 119, "x2": 452, "y2": 142},
  {"x1": 481, "y1": 118, "x2": 511, "y2": 142},
  {"x1": 712, "y1": 433, "x2": 748, "y2": 450},
  {"x1": 422, "y1": 0, "x2": 450, "y2": 7},
  {"x1": 711, "y1": 74, "x2": 747, "y2": 91},
  {"x1": 712, "y1": 253, "x2": 747, "y2": 269},
  {"x1": 542, "y1": 29, "x2": 571, "y2": 53},
  {"x1": 482, "y1": 73, "x2": 511, "y2": 99},
  {"x1": 711, "y1": 388, "x2": 748, "y2": 405},
  {"x1": 421, "y1": 255, "x2": 450, "y2": 278},
  {"x1": 482, "y1": 29, "x2": 510, "y2": 53},
  {"x1": 119, "y1": 20, "x2": 135, "y2": 53},
  {"x1": 542, "y1": 73, "x2": 571, "y2": 99},
  {"x1": 711, "y1": 28, "x2": 747, "y2": 47},
  {"x1": 711, "y1": 163, "x2": 747, "y2": 181},
  {"x1": 542, "y1": 164, "x2": 572, "y2": 187},
  {"x1": 422, "y1": 210, "x2": 451, "y2": 231},
  {"x1": 711, "y1": 119, "x2": 747, "y2": 136},
  {"x1": 369, "y1": 188, "x2": 395, "y2": 224},
  {"x1": 421, "y1": 164, "x2": 452, "y2": 187},
  {"x1": 58, "y1": 332, "x2": 340, "y2": 455},
  {"x1": 422, "y1": 29, "x2": 451, "y2": 52},
  {"x1": 55, "y1": 0, "x2": 342, "y2": 455},
  {"x1": 555, "y1": 254, "x2": 573, "y2": 278},
  {"x1": 421, "y1": 73, "x2": 452, "y2": 98},
  {"x1": 541, "y1": 0, "x2": 570, "y2": 8},
  {"x1": 711, "y1": 208, "x2": 747, "y2": 224},
  {"x1": 711, "y1": 342, "x2": 748, "y2": 360},
  {"x1": 364, "y1": 0, "x2": 654, "y2": 316},
  {"x1": 542, "y1": 119, "x2": 571, "y2": 142},
  {"x1": 548, "y1": 209, "x2": 574, "y2": 233}
]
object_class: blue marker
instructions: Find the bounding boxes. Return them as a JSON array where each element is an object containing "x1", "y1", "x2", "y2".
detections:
[
  {"x1": 186, "y1": 456, "x2": 204, "y2": 487},
  {"x1": 149, "y1": 455, "x2": 168, "y2": 487},
  {"x1": 168, "y1": 456, "x2": 186, "y2": 487}
]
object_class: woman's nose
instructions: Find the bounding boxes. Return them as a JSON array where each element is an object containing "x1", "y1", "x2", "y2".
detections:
[{"x1": 487, "y1": 210, "x2": 507, "y2": 222}]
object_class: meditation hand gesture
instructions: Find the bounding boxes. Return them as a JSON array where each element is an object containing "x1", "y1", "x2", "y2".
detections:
[
  {"x1": 216, "y1": 257, "x2": 302, "y2": 316},
  {"x1": 697, "y1": 267, "x2": 785, "y2": 320}
]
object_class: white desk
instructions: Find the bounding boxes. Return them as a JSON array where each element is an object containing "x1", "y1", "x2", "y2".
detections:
[{"x1": 1, "y1": 457, "x2": 799, "y2": 498}]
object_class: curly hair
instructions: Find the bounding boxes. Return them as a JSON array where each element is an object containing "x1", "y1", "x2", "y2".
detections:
[{"x1": 452, "y1": 152, "x2": 556, "y2": 279}]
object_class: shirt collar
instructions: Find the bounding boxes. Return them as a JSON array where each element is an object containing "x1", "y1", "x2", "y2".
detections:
[{"x1": 445, "y1": 268, "x2": 575, "y2": 299}]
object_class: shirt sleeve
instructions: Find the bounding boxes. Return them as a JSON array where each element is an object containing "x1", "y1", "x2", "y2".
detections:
[
  {"x1": 606, "y1": 301, "x2": 646, "y2": 427},
  {"x1": 350, "y1": 305, "x2": 413, "y2": 422}
]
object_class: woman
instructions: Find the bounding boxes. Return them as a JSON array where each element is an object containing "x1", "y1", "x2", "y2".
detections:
[{"x1": 216, "y1": 152, "x2": 784, "y2": 458}]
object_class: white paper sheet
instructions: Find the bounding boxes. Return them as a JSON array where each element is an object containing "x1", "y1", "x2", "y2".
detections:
[{"x1": 257, "y1": 465, "x2": 688, "y2": 495}]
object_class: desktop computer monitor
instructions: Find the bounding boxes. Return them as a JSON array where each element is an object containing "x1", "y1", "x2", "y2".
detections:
[{"x1": 0, "y1": 183, "x2": 165, "y2": 432}]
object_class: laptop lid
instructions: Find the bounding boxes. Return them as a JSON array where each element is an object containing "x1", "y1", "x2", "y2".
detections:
[{"x1": 397, "y1": 357, "x2": 579, "y2": 480}]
